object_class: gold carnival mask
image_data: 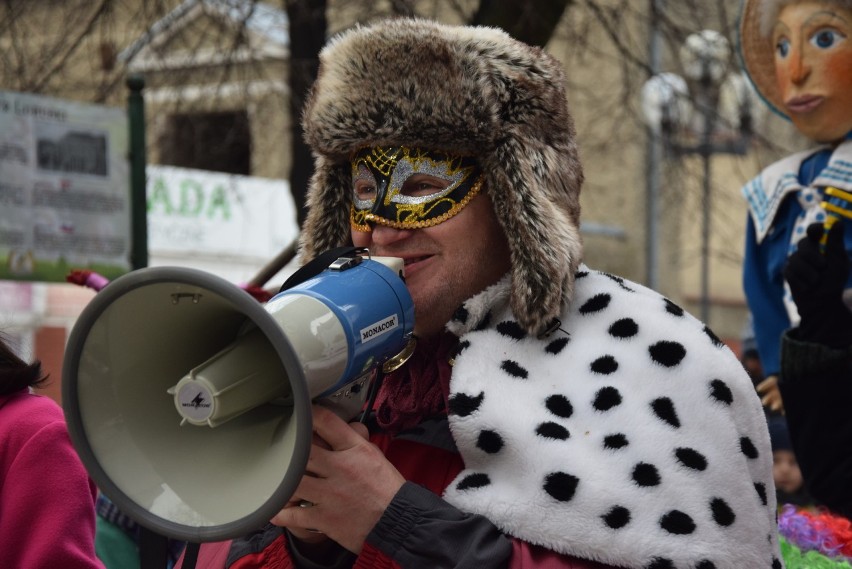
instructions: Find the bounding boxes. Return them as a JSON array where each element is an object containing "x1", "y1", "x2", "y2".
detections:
[{"x1": 350, "y1": 146, "x2": 483, "y2": 231}]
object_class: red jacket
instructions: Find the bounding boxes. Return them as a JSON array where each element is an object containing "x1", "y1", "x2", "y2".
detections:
[{"x1": 180, "y1": 432, "x2": 615, "y2": 569}]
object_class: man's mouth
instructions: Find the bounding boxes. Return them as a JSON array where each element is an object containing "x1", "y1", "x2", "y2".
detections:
[
  {"x1": 786, "y1": 94, "x2": 823, "y2": 114},
  {"x1": 401, "y1": 255, "x2": 432, "y2": 274},
  {"x1": 403, "y1": 255, "x2": 431, "y2": 266}
]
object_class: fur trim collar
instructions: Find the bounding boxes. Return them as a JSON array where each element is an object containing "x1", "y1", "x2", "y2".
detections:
[{"x1": 443, "y1": 268, "x2": 783, "y2": 568}]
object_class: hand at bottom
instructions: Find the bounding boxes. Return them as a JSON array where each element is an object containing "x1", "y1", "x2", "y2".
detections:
[{"x1": 271, "y1": 405, "x2": 405, "y2": 554}]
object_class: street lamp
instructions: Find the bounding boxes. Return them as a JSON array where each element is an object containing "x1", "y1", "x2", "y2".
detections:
[{"x1": 641, "y1": 29, "x2": 753, "y2": 325}]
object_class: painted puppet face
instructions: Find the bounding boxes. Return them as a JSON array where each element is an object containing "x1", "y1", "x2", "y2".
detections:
[{"x1": 772, "y1": 1, "x2": 852, "y2": 142}]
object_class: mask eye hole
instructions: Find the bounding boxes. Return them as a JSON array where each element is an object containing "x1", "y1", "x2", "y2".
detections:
[
  {"x1": 352, "y1": 165, "x2": 378, "y2": 207},
  {"x1": 354, "y1": 180, "x2": 377, "y2": 202},
  {"x1": 400, "y1": 174, "x2": 451, "y2": 198}
]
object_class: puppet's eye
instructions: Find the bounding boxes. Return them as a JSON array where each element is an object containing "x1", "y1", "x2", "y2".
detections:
[
  {"x1": 775, "y1": 37, "x2": 790, "y2": 58},
  {"x1": 810, "y1": 28, "x2": 843, "y2": 49}
]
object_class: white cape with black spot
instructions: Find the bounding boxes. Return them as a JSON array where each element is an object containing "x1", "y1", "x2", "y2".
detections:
[{"x1": 443, "y1": 267, "x2": 783, "y2": 569}]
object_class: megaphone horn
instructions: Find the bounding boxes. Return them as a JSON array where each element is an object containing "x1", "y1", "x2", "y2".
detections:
[{"x1": 62, "y1": 252, "x2": 414, "y2": 544}]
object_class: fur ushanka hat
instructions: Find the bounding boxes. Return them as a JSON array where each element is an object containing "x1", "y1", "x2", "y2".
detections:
[{"x1": 299, "y1": 18, "x2": 584, "y2": 336}]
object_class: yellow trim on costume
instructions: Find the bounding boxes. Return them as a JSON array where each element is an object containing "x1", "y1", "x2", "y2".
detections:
[{"x1": 824, "y1": 186, "x2": 852, "y2": 220}]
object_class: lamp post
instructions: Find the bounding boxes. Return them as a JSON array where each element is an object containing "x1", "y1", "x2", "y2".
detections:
[{"x1": 641, "y1": 30, "x2": 752, "y2": 325}]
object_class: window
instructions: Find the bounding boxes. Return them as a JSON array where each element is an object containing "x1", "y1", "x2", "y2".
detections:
[{"x1": 160, "y1": 111, "x2": 251, "y2": 175}]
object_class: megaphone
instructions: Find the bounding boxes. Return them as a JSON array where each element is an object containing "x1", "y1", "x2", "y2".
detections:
[{"x1": 62, "y1": 250, "x2": 415, "y2": 544}]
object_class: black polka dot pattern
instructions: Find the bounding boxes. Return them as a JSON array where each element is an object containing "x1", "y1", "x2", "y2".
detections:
[
  {"x1": 452, "y1": 305, "x2": 469, "y2": 324},
  {"x1": 450, "y1": 340, "x2": 471, "y2": 362},
  {"x1": 442, "y1": 267, "x2": 779, "y2": 568},
  {"x1": 497, "y1": 320, "x2": 526, "y2": 340},
  {"x1": 650, "y1": 397, "x2": 680, "y2": 428},
  {"x1": 500, "y1": 360, "x2": 528, "y2": 379},
  {"x1": 477, "y1": 430, "x2": 504, "y2": 454},
  {"x1": 674, "y1": 447, "x2": 708, "y2": 471},
  {"x1": 663, "y1": 298, "x2": 684, "y2": 317},
  {"x1": 740, "y1": 436, "x2": 759, "y2": 459},
  {"x1": 545, "y1": 394, "x2": 573, "y2": 418},
  {"x1": 457, "y1": 473, "x2": 490, "y2": 491},
  {"x1": 608, "y1": 318, "x2": 639, "y2": 338},
  {"x1": 591, "y1": 355, "x2": 618, "y2": 375},
  {"x1": 709, "y1": 379, "x2": 733, "y2": 405},
  {"x1": 632, "y1": 462, "x2": 661, "y2": 487},
  {"x1": 648, "y1": 341, "x2": 686, "y2": 367},
  {"x1": 545, "y1": 336, "x2": 570, "y2": 355},
  {"x1": 703, "y1": 325, "x2": 724, "y2": 348},
  {"x1": 579, "y1": 293, "x2": 611, "y2": 314},
  {"x1": 536, "y1": 422, "x2": 570, "y2": 440},
  {"x1": 593, "y1": 387, "x2": 622, "y2": 411},
  {"x1": 602, "y1": 506, "x2": 631, "y2": 529},
  {"x1": 660, "y1": 510, "x2": 696, "y2": 534},
  {"x1": 601, "y1": 272, "x2": 635, "y2": 292},
  {"x1": 755, "y1": 482, "x2": 768, "y2": 506},
  {"x1": 603, "y1": 433, "x2": 629, "y2": 449},
  {"x1": 710, "y1": 497, "x2": 735, "y2": 526},
  {"x1": 448, "y1": 392, "x2": 484, "y2": 417},
  {"x1": 543, "y1": 471, "x2": 579, "y2": 502}
]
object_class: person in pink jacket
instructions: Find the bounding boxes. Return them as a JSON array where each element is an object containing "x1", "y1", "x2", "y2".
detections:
[{"x1": 0, "y1": 335, "x2": 103, "y2": 569}]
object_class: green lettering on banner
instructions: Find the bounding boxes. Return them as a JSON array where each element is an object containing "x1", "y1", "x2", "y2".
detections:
[
  {"x1": 179, "y1": 179, "x2": 203, "y2": 216},
  {"x1": 206, "y1": 184, "x2": 231, "y2": 220},
  {"x1": 147, "y1": 177, "x2": 174, "y2": 214}
]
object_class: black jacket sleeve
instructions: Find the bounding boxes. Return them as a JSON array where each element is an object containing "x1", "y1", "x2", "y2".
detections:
[{"x1": 366, "y1": 481, "x2": 512, "y2": 569}]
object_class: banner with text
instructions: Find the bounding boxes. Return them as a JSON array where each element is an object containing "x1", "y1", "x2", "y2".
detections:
[
  {"x1": 0, "y1": 90, "x2": 130, "y2": 282},
  {"x1": 147, "y1": 165, "x2": 298, "y2": 261}
]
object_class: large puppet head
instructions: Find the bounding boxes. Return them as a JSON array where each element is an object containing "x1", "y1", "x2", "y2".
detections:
[
  {"x1": 740, "y1": 0, "x2": 852, "y2": 142},
  {"x1": 299, "y1": 18, "x2": 584, "y2": 336}
]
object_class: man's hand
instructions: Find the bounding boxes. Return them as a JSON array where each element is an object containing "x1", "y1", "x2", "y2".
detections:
[
  {"x1": 271, "y1": 405, "x2": 405, "y2": 554},
  {"x1": 784, "y1": 222, "x2": 852, "y2": 348}
]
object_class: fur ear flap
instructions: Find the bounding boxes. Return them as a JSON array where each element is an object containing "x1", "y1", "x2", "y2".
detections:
[
  {"x1": 485, "y1": 139, "x2": 582, "y2": 334},
  {"x1": 299, "y1": 158, "x2": 353, "y2": 261}
]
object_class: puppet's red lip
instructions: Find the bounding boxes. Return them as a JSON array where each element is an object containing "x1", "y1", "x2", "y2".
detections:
[{"x1": 786, "y1": 95, "x2": 823, "y2": 114}]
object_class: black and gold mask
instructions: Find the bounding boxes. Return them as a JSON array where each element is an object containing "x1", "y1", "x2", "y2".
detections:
[{"x1": 350, "y1": 146, "x2": 483, "y2": 232}]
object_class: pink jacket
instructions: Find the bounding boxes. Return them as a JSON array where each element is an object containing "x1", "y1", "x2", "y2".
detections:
[{"x1": 0, "y1": 389, "x2": 103, "y2": 568}]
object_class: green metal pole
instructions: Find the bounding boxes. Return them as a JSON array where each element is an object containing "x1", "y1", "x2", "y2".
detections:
[{"x1": 127, "y1": 74, "x2": 148, "y2": 270}]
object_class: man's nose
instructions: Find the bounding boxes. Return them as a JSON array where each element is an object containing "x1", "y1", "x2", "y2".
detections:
[{"x1": 370, "y1": 224, "x2": 411, "y2": 246}]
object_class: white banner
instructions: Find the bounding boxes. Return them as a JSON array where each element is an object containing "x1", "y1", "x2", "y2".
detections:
[
  {"x1": 147, "y1": 165, "x2": 299, "y2": 262},
  {"x1": 0, "y1": 90, "x2": 130, "y2": 282}
]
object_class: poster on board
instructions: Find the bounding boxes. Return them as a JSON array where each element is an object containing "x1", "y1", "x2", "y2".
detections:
[{"x1": 0, "y1": 90, "x2": 130, "y2": 283}]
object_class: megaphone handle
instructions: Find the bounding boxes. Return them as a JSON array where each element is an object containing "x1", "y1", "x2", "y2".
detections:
[{"x1": 359, "y1": 368, "x2": 386, "y2": 425}]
